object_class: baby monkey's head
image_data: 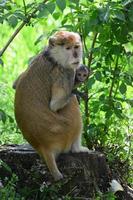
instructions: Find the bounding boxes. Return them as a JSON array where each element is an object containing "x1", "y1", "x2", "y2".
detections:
[
  {"x1": 49, "y1": 31, "x2": 82, "y2": 69},
  {"x1": 75, "y1": 64, "x2": 90, "y2": 86}
]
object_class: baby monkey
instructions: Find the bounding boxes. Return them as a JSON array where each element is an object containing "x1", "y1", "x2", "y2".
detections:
[
  {"x1": 74, "y1": 64, "x2": 89, "y2": 87},
  {"x1": 73, "y1": 64, "x2": 90, "y2": 102}
]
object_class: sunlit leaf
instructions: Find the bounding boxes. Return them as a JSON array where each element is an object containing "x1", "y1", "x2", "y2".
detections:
[
  {"x1": 69, "y1": 0, "x2": 79, "y2": 5},
  {"x1": 53, "y1": 12, "x2": 60, "y2": 20}
]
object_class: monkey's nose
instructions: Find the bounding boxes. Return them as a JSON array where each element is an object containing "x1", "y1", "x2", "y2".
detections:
[{"x1": 73, "y1": 51, "x2": 78, "y2": 58}]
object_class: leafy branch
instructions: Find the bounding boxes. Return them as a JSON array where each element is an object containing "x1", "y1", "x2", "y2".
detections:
[{"x1": 0, "y1": 0, "x2": 48, "y2": 57}]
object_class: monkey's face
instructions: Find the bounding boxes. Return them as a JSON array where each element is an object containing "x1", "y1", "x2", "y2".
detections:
[
  {"x1": 49, "y1": 31, "x2": 82, "y2": 69},
  {"x1": 75, "y1": 66, "x2": 89, "y2": 84}
]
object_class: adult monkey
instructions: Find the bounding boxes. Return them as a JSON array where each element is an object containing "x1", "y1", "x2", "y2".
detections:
[{"x1": 14, "y1": 31, "x2": 89, "y2": 181}]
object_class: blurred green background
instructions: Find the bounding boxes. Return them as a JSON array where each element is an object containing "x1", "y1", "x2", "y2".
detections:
[{"x1": 0, "y1": 0, "x2": 132, "y2": 187}]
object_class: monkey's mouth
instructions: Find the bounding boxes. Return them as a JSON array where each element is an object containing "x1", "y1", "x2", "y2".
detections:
[{"x1": 72, "y1": 62, "x2": 80, "y2": 65}]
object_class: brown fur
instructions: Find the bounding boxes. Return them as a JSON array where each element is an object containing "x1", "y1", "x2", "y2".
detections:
[
  {"x1": 15, "y1": 51, "x2": 82, "y2": 180},
  {"x1": 15, "y1": 31, "x2": 89, "y2": 180}
]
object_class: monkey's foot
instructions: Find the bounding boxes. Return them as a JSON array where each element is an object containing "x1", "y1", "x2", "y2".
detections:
[
  {"x1": 53, "y1": 171, "x2": 63, "y2": 181},
  {"x1": 71, "y1": 146, "x2": 90, "y2": 153}
]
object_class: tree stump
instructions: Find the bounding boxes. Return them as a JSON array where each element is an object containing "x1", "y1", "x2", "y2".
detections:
[{"x1": 0, "y1": 144, "x2": 110, "y2": 199}]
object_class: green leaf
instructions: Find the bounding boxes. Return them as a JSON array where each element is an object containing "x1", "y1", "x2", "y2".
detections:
[
  {"x1": 87, "y1": 77, "x2": 95, "y2": 89},
  {"x1": 0, "y1": 110, "x2": 7, "y2": 123},
  {"x1": 37, "y1": 7, "x2": 49, "y2": 18},
  {"x1": 8, "y1": 15, "x2": 18, "y2": 27},
  {"x1": 0, "y1": 58, "x2": 4, "y2": 66},
  {"x1": 61, "y1": 16, "x2": 68, "y2": 25},
  {"x1": 114, "y1": 11, "x2": 125, "y2": 21},
  {"x1": 110, "y1": 45, "x2": 123, "y2": 55},
  {"x1": 34, "y1": 34, "x2": 44, "y2": 45},
  {"x1": 0, "y1": 160, "x2": 12, "y2": 173},
  {"x1": 124, "y1": 74, "x2": 133, "y2": 86},
  {"x1": 114, "y1": 108, "x2": 123, "y2": 119},
  {"x1": 96, "y1": 62, "x2": 101, "y2": 68},
  {"x1": 56, "y1": 0, "x2": 66, "y2": 12},
  {"x1": 0, "y1": 16, "x2": 3, "y2": 23},
  {"x1": 99, "y1": 5, "x2": 110, "y2": 22},
  {"x1": 69, "y1": 0, "x2": 79, "y2": 5},
  {"x1": 95, "y1": 71, "x2": 102, "y2": 81},
  {"x1": 85, "y1": 16, "x2": 99, "y2": 35},
  {"x1": 119, "y1": 83, "x2": 127, "y2": 94},
  {"x1": 53, "y1": 12, "x2": 60, "y2": 20},
  {"x1": 14, "y1": 12, "x2": 25, "y2": 20},
  {"x1": 101, "y1": 104, "x2": 110, "y2": 112},
  {"x1": 8, "y1": 115, "x2": 14, "y2": 123},
  {"x1": 128, "y1": 6, "x2": 133, "y2": 22},
  {"x1": 46, "y1": 2, "x2": 55, "y2": 14},
  {"x1": 99, "y1": 94, "x2": 105, "y2": 101},
  {"x1": 115, "y1": 102, "x2": 122, "y2": 110},
  {"x1": 105, "y1": 110, "x2": 113, "y2": 119},
  {"x1": 84, "y1": 20, "x2": 91, "y2": 35},
  {"x1": 128, "y1": 99, "x2": 133, "y2": 107}
]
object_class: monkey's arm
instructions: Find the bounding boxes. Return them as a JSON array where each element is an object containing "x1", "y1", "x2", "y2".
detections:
[
  {"x1": 72, "y1": 88, "x2": 88, "y2": 104},
  {"x1": 50, "y1": 81, "x2": 71, "y2": 112}
]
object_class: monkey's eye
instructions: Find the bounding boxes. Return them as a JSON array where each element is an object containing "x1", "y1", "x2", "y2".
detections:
[
  {"x1": 83, "y1": 74, "x2": 87, "y2": 77},
  {"x1": 66, "y1": 47, "x2": 71, "y2": 50},
  {"x1": 74, "y1": 45, "x2": 79, "y2": 49},
  {"x1": 77, "y1": 73, "x2": 81, "y2": 76}
]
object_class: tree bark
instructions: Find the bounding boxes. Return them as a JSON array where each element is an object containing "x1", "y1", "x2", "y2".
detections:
[{"x1": 0, "y1": 144, "x2": 111, "y2": 199}]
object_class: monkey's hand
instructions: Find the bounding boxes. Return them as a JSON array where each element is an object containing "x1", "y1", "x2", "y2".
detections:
[
  {"x1": 72, "y1": 89, "x2": 88, "y2": 102},
  {"x1": 50, "y1": 80, "x2": 72, "y2": 112},
  {"x1": 50, "y1": 96, "x2": 70, "y2": 112}
]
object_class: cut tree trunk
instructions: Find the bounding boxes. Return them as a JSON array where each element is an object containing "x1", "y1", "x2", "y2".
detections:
[{"x1": 0, "y1": 144, "x2": 111, "y2": 199}]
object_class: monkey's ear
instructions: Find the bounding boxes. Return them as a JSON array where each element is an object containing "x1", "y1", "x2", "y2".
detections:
[{"x1": 49, "y1": 37, "x2": 56, "y2": 47}]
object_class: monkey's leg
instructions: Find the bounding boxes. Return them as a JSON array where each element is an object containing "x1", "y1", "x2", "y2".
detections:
[
  {"x1": 39, "y1": 148, "x2": 63, "y2": 181},
  {"x1": 71, "y1": 134, "x2": 89, "y2": 153}
]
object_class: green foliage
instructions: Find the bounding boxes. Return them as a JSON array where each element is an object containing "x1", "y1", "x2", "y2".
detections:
[
  {"x1": 0, "y1": 173, "x2": 24, "y2": 200},
  {"x1": 0, "y1": 0, "x2": 133, "y2": 197},
  {"x1": 95, "y1": 191, "x2": 116, "y2": 200}
]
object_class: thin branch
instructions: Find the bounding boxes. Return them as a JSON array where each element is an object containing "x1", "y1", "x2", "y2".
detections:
[
  {"x1": 88, "y1": 32, "x2": 98, "y2": 68},
  {"x1": 0, "y1": 22, "x2": 25, "y2": 57},
  {"x1": 84, "y1": 32, "x2": 98, "y2": 117},
  {"x1": 0, "y1": 0, "x2": 48, "y2": 57},
  {"x1": 109, "y1": 56, "x2": 119, "y2": 98},
  {"x1": 83, "y1": 32, "x2": 98, "y2": 147}
]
